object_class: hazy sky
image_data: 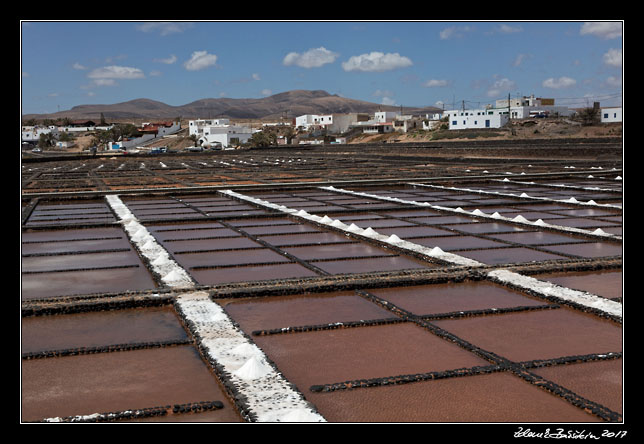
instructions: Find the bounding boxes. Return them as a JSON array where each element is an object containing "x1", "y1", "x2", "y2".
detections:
[{"x1": 20, "y1": 20, "x2": 623, "y2": 115}]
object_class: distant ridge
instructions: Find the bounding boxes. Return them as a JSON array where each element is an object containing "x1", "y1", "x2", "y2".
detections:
[{"x1": 22, "y1": 90, "x2": 441, "y2": 121}]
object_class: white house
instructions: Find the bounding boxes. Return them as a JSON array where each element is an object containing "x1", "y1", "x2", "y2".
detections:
[
  {"x1": 496, "y1": 94, "x2": 553, "y2": 108},
  {"x1": 507, "y1": 105, "x2": 573, "y2": 119},
  {"x1": 447, "y1": 109, "x2": 509, "y2": 130},
  {"x1": 601, "y1": 107, "x2": 622, "y2": 123},
  {"x1": 393, "y1": 115, "x2": 424, "y2": 133},
  {"x1": 494, "y1": 95, "x2": 572, "y2": 119},
  {"x1": 359, "y1": 122, "x2": 394, "y2": 134},
  {"x1": 197, "y1": 125, "x2": 253, "y2": 148},
  {"x1": 21, "y1": 125, "x2": 59, "y2": 142},
  {"x1": 295, "y1": 113, "x2": 369, "y2": 134},
  {"x1": 188, "y1": 119, "x2": 252, "y2": 148},
  {"x1": 189, "y1": 119, "x2": 230, "y2": 137},
  {"x1": 294, "y1": 114, "x2": 335, "y2": 131},
  {"x1": 423, "y1": 120, "x2": 443, "y2": 131},
  {"x1": 295, "y1": 114, "x2": 320, "y2": 130},
  {"x1": 374, "y1": 111, "x2": 400, "y2": 123}
]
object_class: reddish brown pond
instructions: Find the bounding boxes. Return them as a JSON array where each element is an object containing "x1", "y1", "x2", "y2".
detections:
[
  {"x1": 433, "y1": 309, "x2": 622, "y2": 362},
  {"x1": 252, "y1": 323, "x2": 490, "y2": 387},
  {"x1": 306, "y1": 371, "x2": 601, "y2": 423},
  {"x1": 22, "y1": 307, "x2": 188, "y2": 354},
  {"x1": 538, "y1": 270, "x2": 622, "y2": 300},
  {"x1": 368, "y1": 281, "x2": 548, "y2": 315},
  {"x1": 532, "y1": 358, "x2": 623, "y2": 415},
  {"x1": 21, "y1": 346, "x2": 242, "y2": 422}
]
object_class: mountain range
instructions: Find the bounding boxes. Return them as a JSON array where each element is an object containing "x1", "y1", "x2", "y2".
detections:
[{"x1": 22, "y1": 90, "x2": 442, "y2": 122}]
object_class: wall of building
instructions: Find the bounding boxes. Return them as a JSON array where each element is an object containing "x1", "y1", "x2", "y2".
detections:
[
  {"x1": 449, "y1": 113, "x2": 509, "y2": 130},
  {"x1": 199, "y1": 126, "x2": 253, "y2": 148},
  {"x1": 189, "y1": 119, "x2": 230, "y2": 136},
  {"x1": 601, "y1": 107, "x2": 622, "y2": 123},
  {"x1": 374, "y1": 111, "x2": 400, "y2": 123},
  {"x1": 21, "y1": 126, "x2": 59, "y2": 142}
]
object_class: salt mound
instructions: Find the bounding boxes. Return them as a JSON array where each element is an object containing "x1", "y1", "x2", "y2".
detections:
[
  {"x1": 278, "y1": 408, "x2": 323, "y2": 422},
  {"x1": 152, "y1": 254, "x2": 172, "y2": 266},
  {"x1": 231, "y1": 342, "x2": 261, "y2": 356},
  {"x1": 512, "y1": 215, "x2": 531, "y2": 224},
  {"x1": 386, "y1": 234, "x2": 404, "y2": 244},
  {"x1": 330, "y1": 219, "x2": 346, "y2": 228},
  {"x1": 131, "y1": 228, "x2": 149, "y2": 242},
  {"x1": 163, "y1": 269, "x2": 189, "y2": 285},
  {"x1": 362, "y1": 227, "x2": 378, "y2": 236},
  {"x1": 347, "y1": 223, "x2": 363, "y2": 233},
  {"x1": 320, "y1": 215, "x2": 333, "y2": 224},
  {"x1": 234, "y1": 356, "x2": 273, "y2": 380}
]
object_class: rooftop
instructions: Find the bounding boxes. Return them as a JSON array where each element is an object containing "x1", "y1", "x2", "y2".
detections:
[{"x1": 21, "y1": 140, "x2": 623, "y2": 426}]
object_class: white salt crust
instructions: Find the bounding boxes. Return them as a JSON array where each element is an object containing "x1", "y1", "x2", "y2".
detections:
[
  {"x1": 411, "y1": 181, "x2": 622, "y2": 211},
  {"x1": 175, "y1": 291, "x2": 325, "y2": 422},
  {"x1": 106, "y1": 194, "x2": 194, "y2": 288},
  {"x1": 103, "y1": 194, "x2": 326, "y2": 423},
  {"x1": 322, "y1": 185, "x2": 621, "y2": 241}
]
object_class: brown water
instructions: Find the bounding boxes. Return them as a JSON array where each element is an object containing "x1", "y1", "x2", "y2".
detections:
[
  {"x1": 224, "y1": 291, "x2": 393, "y2": 333},
  {"x1": 21, "y1": 268, "x2": 157, "y2": 300},
  {"x1": 369, "y1": 281, "x2": 547, "y2": 315},
  {"x1": 190, "y1": 263, "x2": 319, "y2": 285},
  {"x1": 433, "y1": 309, "x2": 622, "y2": 362},
  {"x1": 21, "y1": 346, "x2": 242, "y2": 422},
  {"x1": 22, "y1": 307, "x2": 188, "y2": 354},
  {"x1": 539, "y1": 270, "x2": 622, "y2": 300},
  {"x1": 457, "y1": 247, "x2": 567, "y2": 265},
  {"x1": 542, "y1": 242, "x2": 622, "y2": 258},
  {"x1": 307, "y1": 372, "x2": 601, "y2": 422},
  {"x1": 532, "y1": 358, "x2": 623, "y2": 415},
  {"x1": 252, "y1": 323, "x2": 490, "y2": 390},
  {"x1": 311, "y1": 256, "x2": 434, "y2": 275}
]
